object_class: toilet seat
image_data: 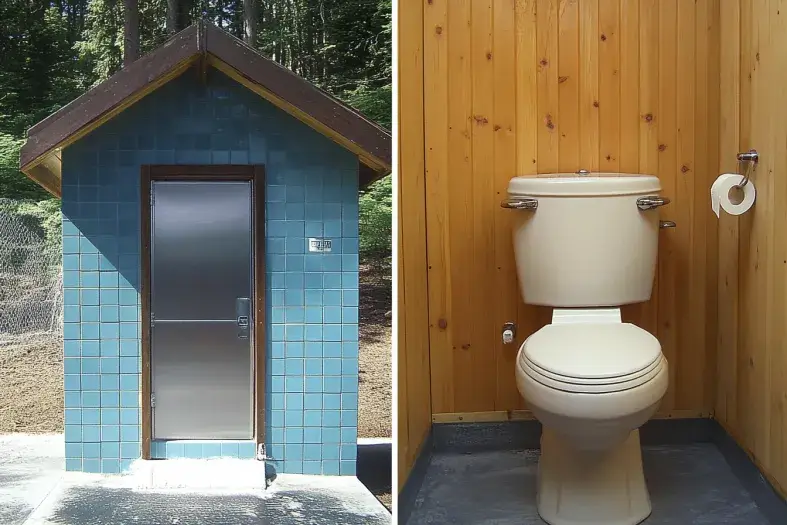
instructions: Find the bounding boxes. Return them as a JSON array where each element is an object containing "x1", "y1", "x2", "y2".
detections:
[{"x1": 519, "y1": 323, "x2": 664, "y2": 394}]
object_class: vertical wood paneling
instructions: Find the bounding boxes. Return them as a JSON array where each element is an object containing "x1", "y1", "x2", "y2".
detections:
[
  {"x1": 423, "y1": 0, "x2": 452, "y2": 414},
  {"x1": 716, "y1": 0, "x2": 787, "y2": 498},
  {"x1": 656, "y1": 0, "x2": 678, "y2": 410},
  {"x1": 468, "y1": 0, "x2": 497, "y2": 411},
  {"x1": 579, "y1": 0, "x2": 600, "y2": 169},
  {"x1": 419, "y1": 0, "x2": 719, "y2": 419},
  {"x1": 558, "y1": 0, "x2": 580, "y2": 171},
  {"x1": 716, "y1": 0, "x2": 739, "y2": 429},
  {"x1": 494, "y1": 0, "x2": 525, "y2": 410},
  {"x1": 676, "y1": 0, "x2": 699, "y2": 410},
  {"x1": 398, "y1": 0, "x2": 432, "y2": 489},
  {"x1": 537, "y1": 0, "x2": 560, "y2": 171},
  {"x1": 598, "y1": 0, "x2": 620, "y2": 171}
]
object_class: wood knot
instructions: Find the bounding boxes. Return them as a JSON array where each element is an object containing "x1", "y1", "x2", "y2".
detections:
[
  {"x1": 540, "y1": 58, "x2": 548, "y2": 66},
  {"x1": 460, "y1": 344, "x2": 471, "y2": 350},
  {"x1": 600, "y1": 34, "x2": 607, "y2": 41},
  {"x1": 545, "y1": 114, "x2": 555, "y2": 130},
  {"x1": 435, "y1": 25, "x2": 443, "y2": 35},
  {"x1": 593, "y1": 100, "x2": 599, "y2": 108},
  {"x1": 438, "y1": 318, "x2": 448, "y2": 330},
  {"x1": 558, "y1": 76, "x2": 568, "y2": 83},
  {"x1": 643, "y1": 113, "x2": 654, "y2": 123},
  {"x1": 605, "y1": 155, "x2": 611, "y2": 161},
  {"x1": 473, "y1": 115, "x2": 489, "y2": 125},
  {"x1": 486, "y1": 51, "x2": 492, "y2": 60},
  {"x1": 493, "y1": 125, "x2": 501, "y2": 131},
  {"x1": 681, "y1": 165, "x2": 690, "y2": 173},
  {"x1": 658, "y1": 144, "x2": 667, "y2": 152},
  {"x1": 756, "y1": 52, "x2": 760, "y2": 62}
]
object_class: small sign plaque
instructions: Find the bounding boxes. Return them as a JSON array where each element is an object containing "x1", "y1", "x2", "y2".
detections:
[{"x1": 308, "y1": 238, "x2": 332, "y2": 253}]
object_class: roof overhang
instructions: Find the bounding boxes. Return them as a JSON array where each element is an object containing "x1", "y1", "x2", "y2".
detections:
[{"x1": 20, "y1": 22, "x2": 392, "y2": 197}]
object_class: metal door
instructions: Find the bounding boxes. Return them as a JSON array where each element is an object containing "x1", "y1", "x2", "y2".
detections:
[{"x1": 150, "y1": 180, "x2": 253, "y2": 439}]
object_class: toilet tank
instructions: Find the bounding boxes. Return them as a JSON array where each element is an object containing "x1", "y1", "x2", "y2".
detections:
[{"x1": 504, "y1": 174, "x2": 665, "y2": 307}]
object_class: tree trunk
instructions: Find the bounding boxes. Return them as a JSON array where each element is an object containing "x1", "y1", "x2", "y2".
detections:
[
  {"x1": 167, "y1": 0, "x2": 178, "y2": 33},
  {"x1": 123, "y1": 0, "x2": 139, "y2": 66},
  {"x1": 244, "y1": 0, "x2": 257, "y2": 46}
]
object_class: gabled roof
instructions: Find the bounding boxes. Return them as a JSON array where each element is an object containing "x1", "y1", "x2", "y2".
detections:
[{"x1": 20, "y1": 22, "x2": 392, "y2": 196}]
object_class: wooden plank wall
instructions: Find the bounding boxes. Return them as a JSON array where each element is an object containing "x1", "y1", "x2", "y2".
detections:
[
  {"x1": 397, "y1": 0, "x2": 433, "y2": 490},
  {"x1": 716, "y1": 0, "x2": 787, "y2": 498},
  {"x1": 422, "y1": 0, "x2": 721, "y2": 421}
]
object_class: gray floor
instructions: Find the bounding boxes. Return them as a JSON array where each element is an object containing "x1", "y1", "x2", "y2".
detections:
[{"x1": 407, "y1": 444, "x2": 773, "y2": 524}]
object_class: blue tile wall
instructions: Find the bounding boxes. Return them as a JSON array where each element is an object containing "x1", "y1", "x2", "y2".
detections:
[{"x1": 61, "y1": 69, "x2": 360, "y2": 476}]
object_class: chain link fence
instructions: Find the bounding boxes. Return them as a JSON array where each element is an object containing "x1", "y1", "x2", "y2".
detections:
[{"x1": 0, "y1": 199, "x2": 62, "y2": 352}]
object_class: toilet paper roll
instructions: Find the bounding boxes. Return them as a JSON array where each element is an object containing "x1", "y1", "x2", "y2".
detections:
[{"x1": 710, "y1": 173, "x2": 756, "y2": 218}]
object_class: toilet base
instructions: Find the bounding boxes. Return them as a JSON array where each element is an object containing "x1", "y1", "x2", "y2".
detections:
[{"x1": 537, "y1": 428, "x2": 652, "y2": 525}]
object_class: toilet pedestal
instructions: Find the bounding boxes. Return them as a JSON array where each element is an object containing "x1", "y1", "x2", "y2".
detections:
[{"x1": 537, "y1": 428, "x2": 651, "y2": 525}]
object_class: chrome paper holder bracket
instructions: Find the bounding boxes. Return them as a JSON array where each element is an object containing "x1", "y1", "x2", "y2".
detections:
[
  {"x1": 501, "y1": 198, "x2": 538, "y2": 210},
  {"x1": 636, "y1": 196, "x2": 671, "y2": 211},
  {"x1": 735, "y1": 149, "x2": 758, "y2": 189}
]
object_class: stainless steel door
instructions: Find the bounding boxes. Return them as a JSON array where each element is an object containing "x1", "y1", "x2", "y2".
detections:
[{"x1": 150, "y1": 181, "x2": 253, "y2": 439}]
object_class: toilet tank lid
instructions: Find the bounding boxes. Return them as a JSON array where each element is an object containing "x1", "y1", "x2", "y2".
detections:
[
  {"x1": 523, "y1": 323, "x2": 662, "y2": 380},
  {"x1": 507, "y1": 174, "x2": 661, "y2": 197}
]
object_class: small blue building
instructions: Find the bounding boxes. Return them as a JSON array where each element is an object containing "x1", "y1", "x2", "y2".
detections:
[{"x1": 19, "y1": 22, "x2": 391, "y2": 477}]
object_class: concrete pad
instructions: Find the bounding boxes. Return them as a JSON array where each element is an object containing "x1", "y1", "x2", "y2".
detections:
[
  {"x1": 0, "y1": 434, "x2": 391, "y2": 525},
  {"x1": 0, "y1": 434, "x2": 64, "y2": 525}
]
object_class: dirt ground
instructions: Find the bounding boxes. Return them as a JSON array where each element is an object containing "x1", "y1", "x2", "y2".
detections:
[
  {"x1": 358, "y1": 263, "x2": 392, "y2": 439},
  {"x1": 0, "y1": 338, "x2": 63, "y2": 433}
]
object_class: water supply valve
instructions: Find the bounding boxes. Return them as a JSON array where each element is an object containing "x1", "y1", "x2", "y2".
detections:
[{"x1": 502, "y1": 322, "x2": 516, "y2": 344}]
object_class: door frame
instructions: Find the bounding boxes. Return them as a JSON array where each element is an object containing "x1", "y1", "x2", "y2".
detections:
[{"x1": 140, "y1": 164, "x2": 266, "y2": 459}]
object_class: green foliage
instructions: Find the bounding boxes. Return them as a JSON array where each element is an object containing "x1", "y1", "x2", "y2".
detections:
[
  {"x1": 359, "y1": 174, "x2": 391, "y2": 263},
  {"x1": 0, "y1": 133, "x2": 48, "y2": 200}
]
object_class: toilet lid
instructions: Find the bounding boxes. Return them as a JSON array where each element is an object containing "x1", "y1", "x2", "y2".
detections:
[{"x1": 521, "y1": 323, "x2": 662, "y2": 382}]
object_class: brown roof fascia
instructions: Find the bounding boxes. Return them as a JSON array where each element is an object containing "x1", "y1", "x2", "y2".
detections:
[
  {"x1": 20, "y1": 25, "x2": 200, "y2": 170},
  {"x1": 20, "y1": 21, "x2": 391, "y2": 190},
  {"x1": 203, "y1": 23, "x2": 391, "y2": 174}
]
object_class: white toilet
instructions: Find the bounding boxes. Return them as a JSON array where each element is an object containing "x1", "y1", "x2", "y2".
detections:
[{"x1": 502, "y1": 173, "x2": 671, "y2": 525}]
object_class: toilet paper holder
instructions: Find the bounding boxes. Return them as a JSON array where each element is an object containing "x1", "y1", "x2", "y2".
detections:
[{"x1": 735, "y1": 150, "x2": 758, "y2": 189}]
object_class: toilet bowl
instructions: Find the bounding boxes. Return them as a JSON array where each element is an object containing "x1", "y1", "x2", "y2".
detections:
[
  {"x1": 515, "y1": 311, "x2": 668, "y2": 525},
  {"x1": 502, "y1": 173, "x2": 672, "y2": 525}
]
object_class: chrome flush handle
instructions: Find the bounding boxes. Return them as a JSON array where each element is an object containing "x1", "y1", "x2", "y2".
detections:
[
  {"x1": 501, "y1": 198, "x2": 538, "y2": 210},
  {"x1": 636, "y1": 196, "x2": 671, "y2": 211}
]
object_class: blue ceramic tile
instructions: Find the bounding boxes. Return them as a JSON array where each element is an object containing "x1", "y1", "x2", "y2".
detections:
[
  {"x1": 220, "y1": 442, "x2": 239, "y2": 457},
  {"x1": 82, "y1": 408, "x2": 101, "y2": 425},
  {"x1": 339, "y1": 460, "x2": 356, "y2": 476},
  {"x1": 324, "y1": 342, "x2": 341, "y2": 357},
  {"x1": 82, "y1": 374, "x2": 101, "y2": 390},
  {"x1": 101, "y1": 442, "x2": 120, "y2": 458},
  {"x1": 184, "y1": 442, "x2": 202, "y2": 458},
  {"x1": 304, "y1": 394, "x2": 322, "y2": 410},
  {"x1": 121, "y1": 442, "x2": 139, "y2": 459},
  {"x1": 203, "y1": 443, "x2": 222, "y2": 458},
  {"x1": 287, "y1": 377, "x2": 305, "y2": 392},
  {"x1": 323, "y1": 461, "x2": 340, "y2": 475},
  {"x1": 101, "y1": 424, "x2": 120, "y2": 441},
  {"x1": 61, "y1": 71, "x2": 362, "y2": 475},
  {"x1": 238, "y1": 442, "x2": 257, "y2": 459}
]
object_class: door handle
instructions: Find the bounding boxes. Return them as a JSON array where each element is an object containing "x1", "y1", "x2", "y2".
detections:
[{"x1": 236, "y1": 298, "x2": 251, "y2": 339}]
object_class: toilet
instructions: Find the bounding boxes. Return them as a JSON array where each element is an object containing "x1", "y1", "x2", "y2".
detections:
[{"x1": 502, "y1": 173, "x2": 671, "y2": 525}]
